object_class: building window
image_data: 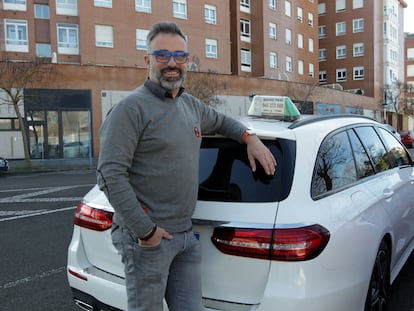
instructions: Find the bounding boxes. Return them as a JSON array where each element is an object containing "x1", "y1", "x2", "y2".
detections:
[
  {"x1": 353, "y1": 42, "x2": 364, "y2": 57},
  {"x1": 309, "y1": 63, "x2": 315, "y2": 77},
  {"x1": 286, "y1": 56, "x2": 293, "y2": 72},
  {"x1": 336, "y1": 68, "x2": 347, "y2": 82},
  {"x1": 336, "y1": 22, "x2": 346, "y2": 36},
  {"x1": 407, "y1": 48, "x2": 414, "y2": 60},
  {"x1": 136, "y1": 29, "x2": 149, "y2": 50},
  {"x1": 4, "y1": 19, "x2": 28, "y2": 52},
  {"x1": 135, "y1": 0, "x2": 151, "y2": 13},
  {"x1": 285, "y1": 0, "x2": 291, "y2": 16},
  {"x1": 56, "y1": 0, "x2": 78, "y2": 16},
  {"x1": 336, "y1": 45, "x2": 347, "y2": 59},
  {"x1": 353, "y1": 18, "x2": 364, "y2": 33},
  {"x1": 269, "y1": 23, "x2": 277, "y2": 40},
  {"x1": 240, "y1": 0, "x2": 250, "y2": 13},
  {"x1": 57, "y1": 23, "x2": 79, "y2": 54},
  {"x1": 285, "y1": 28, "x2": 292, "y2": 45},
  {"x1": 309, "y1": 38, "x2": 314, "y2": 52},
  {"x1": 297, "y1": 7, "x2": 303, "y2": 22},
  {"x1": 241, "y1": 48, "x2": 252, "y2": 72},
  {"x1": 269, "y1": 0, "x2": 276, "y2": 10},
  {"x1": 319, "y1": 48, "x2": 327, "y2": 61},
  {"x1": 95, "y1": 25, "x2": 113, "y2": 48},
  {"x1": 318, "y1": 25, "x2": 327, "y2": 38},
  {"x1": 94, "y1": 0, "x2": 112, "y2": 7},
  {"x1": 298, "y1": 60, "x2": 304, "y2": 75},
  {"x1": 240, "y1": 19, "x2": 251, "y2": 42},
  {"x1": 205, "y1": 39, "x2": 218, "y2": 58},
  {"x1": 318, "y1": 3, "x2": 326, "y2": 15},
  {"x1": 308, "y1": 13, "x2": 314, "y2": 27},
  {"x1": 270, "y1": 52, "x2": 278, "y2": 68},
  {"x1": 173, "y1": 0, "x2": 187, "y2": 19},
  {"x1": 298, "y1": 33, "x2": 303, "y2": 48},
  {"x1": 36, "y1": 43, "x2": 51, "y2": 57},
  {"x1": 353, "y1": 66, "x2": 364, "y2": 80},
  {"x1": 353, "y1": 0, "x2": 363, "y2": 9},
  {"x1": 204, "y1": 5, "x2": 217, "y2": 24},
  {"x1": 3, "y1": 0, "x2": 26, "y2": 11},
  {"x1": 34, "y1": 5, "x2": 49, "y2": 18},
  {"x1": 319, "y1": 70, "x2": 327, "y2": 83},
  {"x1": 336, "y1": 0, "x2": 345, "y2": 12}
]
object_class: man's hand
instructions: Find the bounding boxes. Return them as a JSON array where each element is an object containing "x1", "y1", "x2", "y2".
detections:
[
  {"x1": 245, "y1": 135, "x2": 277, "y2": 175},
  {"x1": 138, "y1": 226, "x2": 173, "y2": 247}
]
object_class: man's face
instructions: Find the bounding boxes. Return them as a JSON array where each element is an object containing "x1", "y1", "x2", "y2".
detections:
[{"x1": 145, "y1": 33, "x2": 188, "y2": 93}]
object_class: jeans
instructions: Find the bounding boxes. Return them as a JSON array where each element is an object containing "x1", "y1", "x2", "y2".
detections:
[{"x1": 111, "y1": 225, "x2": 205, "y2": 311}]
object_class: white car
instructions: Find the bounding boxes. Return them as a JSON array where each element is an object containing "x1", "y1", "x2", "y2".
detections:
[{"x1": 67, "y1": 96, "x2": 414, "y2": 311}]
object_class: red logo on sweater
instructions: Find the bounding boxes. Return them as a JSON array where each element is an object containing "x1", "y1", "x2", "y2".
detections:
[{"x1": 194, "y1": 126, "x2": 201, "y2": 138}]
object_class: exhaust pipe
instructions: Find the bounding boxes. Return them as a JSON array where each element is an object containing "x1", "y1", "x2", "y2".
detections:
[{"x1": 74, "y1": 299, "x2": 94, "y2": 311}]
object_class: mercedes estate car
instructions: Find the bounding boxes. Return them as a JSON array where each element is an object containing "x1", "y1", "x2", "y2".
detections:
[{"x1": 67, "y1": 96, "x2": 414, "y2": 311}]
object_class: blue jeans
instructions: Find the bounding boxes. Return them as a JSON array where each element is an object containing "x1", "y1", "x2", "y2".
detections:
[{"x1": 112, "y1": 225, "x2": 204, "y2": 311}]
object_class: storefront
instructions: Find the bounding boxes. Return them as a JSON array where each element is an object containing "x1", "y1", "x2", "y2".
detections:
[{"x1": 24, "y1": 89, "x2": 92, "y2": 159}]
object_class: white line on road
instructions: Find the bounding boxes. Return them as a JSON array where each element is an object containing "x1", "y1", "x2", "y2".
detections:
[
  {"x1": 0, "y1": 266, "x2": 66, "y2": 289},
  {"x1": 0, "y1": 206, "x2": 76, "y2": 222}
]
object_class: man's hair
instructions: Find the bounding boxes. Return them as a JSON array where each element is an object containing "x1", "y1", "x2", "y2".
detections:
[{"x1": 146, "y1": 21, "x2": 186, "y2": 51}]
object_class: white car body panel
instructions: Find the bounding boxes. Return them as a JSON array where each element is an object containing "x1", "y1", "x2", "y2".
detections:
[{"x1": 67, "y1": 114, "x2": 414, "y2": 311}]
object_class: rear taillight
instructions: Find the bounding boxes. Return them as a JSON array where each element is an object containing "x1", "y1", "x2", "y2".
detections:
[
  {"x1": 74, "y1": 202, "x2": 113, "y2": 231},
  {"x1": 211, "y1": 224, "x2": 330, "y2": 261}
]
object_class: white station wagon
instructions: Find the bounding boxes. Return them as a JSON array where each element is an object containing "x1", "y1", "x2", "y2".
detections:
[{"x1": 67, "y1": 96, "x2": 414, "y2": 311}]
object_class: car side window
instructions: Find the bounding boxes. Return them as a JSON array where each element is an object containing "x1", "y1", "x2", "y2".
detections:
[
  {"x1": 348, "y1": 129, "x2": 375, "y2": 178},
  {"x1": 354, "y1": 126, "x2": 389, "y2": 172},
  {"x1": 311, "y1": 130, "x2": 357, "y2": 198},
  {"x1": 377, "y1": 127, "x2": 410, "y2": 168}
]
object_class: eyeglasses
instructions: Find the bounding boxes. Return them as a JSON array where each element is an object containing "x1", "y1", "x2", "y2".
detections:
[{"x1": 148, "y1": 50, "x2": 189, "y2": 64}]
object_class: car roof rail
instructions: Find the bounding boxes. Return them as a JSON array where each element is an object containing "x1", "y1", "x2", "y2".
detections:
[{"x1": 288, "y1": 114, "x2": 375, "y2": 129}]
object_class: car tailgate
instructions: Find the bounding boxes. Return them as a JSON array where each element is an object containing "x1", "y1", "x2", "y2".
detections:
[{"x1": 192, "y1": 200, "x2": 278, "y2": 306}]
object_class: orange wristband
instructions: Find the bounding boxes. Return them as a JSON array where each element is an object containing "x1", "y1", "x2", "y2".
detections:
[{"x1": 242, "y1": 131, "x2": 249, "y2": 143}]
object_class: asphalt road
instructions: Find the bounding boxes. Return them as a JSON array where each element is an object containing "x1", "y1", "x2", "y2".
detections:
[{"x1": 0, "y1": 168, "x2": 413, "y2": 311}]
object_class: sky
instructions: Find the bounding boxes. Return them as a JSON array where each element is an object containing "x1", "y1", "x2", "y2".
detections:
[{"x1": 405, "y1": 2, "x2": 414, "y2": 33}]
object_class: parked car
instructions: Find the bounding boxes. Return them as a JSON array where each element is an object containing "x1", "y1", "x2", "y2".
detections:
[
  {"x1": 67, "y1": 96, "x2": 414, "y2": 311},
  {"x1": 0, "y1": 156, "x2": 9, "y2": 173},
  {"x1": 399, "y1": 130, "x2": 414, "y2": 148}
]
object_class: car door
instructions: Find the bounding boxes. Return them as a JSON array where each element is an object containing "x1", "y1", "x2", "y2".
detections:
[{"x1": 354, "y1": 126, "x2": 414, "y2": 271}]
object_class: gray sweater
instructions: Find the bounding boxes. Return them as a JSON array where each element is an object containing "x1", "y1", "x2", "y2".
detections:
[{"x1": 97, "y1": 79, "x2": 247, "y2": 239}]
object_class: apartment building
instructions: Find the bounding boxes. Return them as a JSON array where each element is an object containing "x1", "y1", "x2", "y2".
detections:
[
  {"x1": 0, "y1": 0, "x2": 399, "y2": 160},
  {"x1": 405, "y1": 32, "x2": 414, "y2": 130},
  {"x1": 318, "y1": 0, "x2": 407, "y2": 107},
  {"x1": 230, "y1": 0, "x2": 319, "y2": 84}
]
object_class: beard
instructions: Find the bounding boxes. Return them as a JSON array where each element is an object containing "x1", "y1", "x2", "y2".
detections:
[{"x1": 151, "y1": 65, "x2": 187, "y2": 91}]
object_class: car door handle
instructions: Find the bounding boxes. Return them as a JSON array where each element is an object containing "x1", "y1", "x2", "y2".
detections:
[{"x1": 382, "y1": 189, "x2": 394, "y2": 199}]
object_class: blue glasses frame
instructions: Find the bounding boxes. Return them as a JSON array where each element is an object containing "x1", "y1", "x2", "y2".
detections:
[{"x1": 148, "y1": 49, "x2": 190, "y2": 64}]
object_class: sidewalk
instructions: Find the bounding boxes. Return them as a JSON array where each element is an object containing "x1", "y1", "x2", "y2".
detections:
[{"x1": 7, "y1": 158, "x2": 97, "y2": 174}]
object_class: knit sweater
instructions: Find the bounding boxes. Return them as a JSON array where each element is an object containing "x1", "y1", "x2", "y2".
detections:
[{"x1": 97, "y1": 79, "x2": 247, "y2": 239}]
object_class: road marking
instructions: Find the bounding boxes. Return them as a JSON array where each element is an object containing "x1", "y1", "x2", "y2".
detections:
[
  {"x1": 0, "y1": 206, "x2": 76, "y2": 222},
  {"x1": 0, "y1": 266, "x2": 66, "y2": 289},
  {"x1": 0, "y1": 185, "x2": 84, "y2": 203}
]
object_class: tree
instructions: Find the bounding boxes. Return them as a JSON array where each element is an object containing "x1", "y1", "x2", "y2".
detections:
[
  {"x1": 383, "y1": 80, "x2": 412, "y2": 129},
  {"x1": 285, "y1": 78, "x2": 320, "y2": 114},
  {"x1": 0, "y1": 59, "x2": 59, "y2": 167},
  {"x1": 185, "y1": 57, "x2": 228, "y2": 107}
]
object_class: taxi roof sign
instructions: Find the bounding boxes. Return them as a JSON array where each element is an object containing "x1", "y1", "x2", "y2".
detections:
[{"x1": 248, "y1": 95, "x2": 300, "y2": 121}]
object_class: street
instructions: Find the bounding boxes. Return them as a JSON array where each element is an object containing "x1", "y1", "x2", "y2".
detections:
[{"x1": 1, "y1": 167, "x2": 414, "y2": 310}]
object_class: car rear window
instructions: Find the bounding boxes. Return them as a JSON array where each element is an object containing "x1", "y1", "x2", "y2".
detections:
[{"x1": 198, "y1": 137, "x2": 295, "y2": 203}]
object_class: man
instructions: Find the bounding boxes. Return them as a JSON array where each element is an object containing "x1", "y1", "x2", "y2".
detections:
[{"x1": 97, "y1": 21, "x2": 276, "y2": 311}]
